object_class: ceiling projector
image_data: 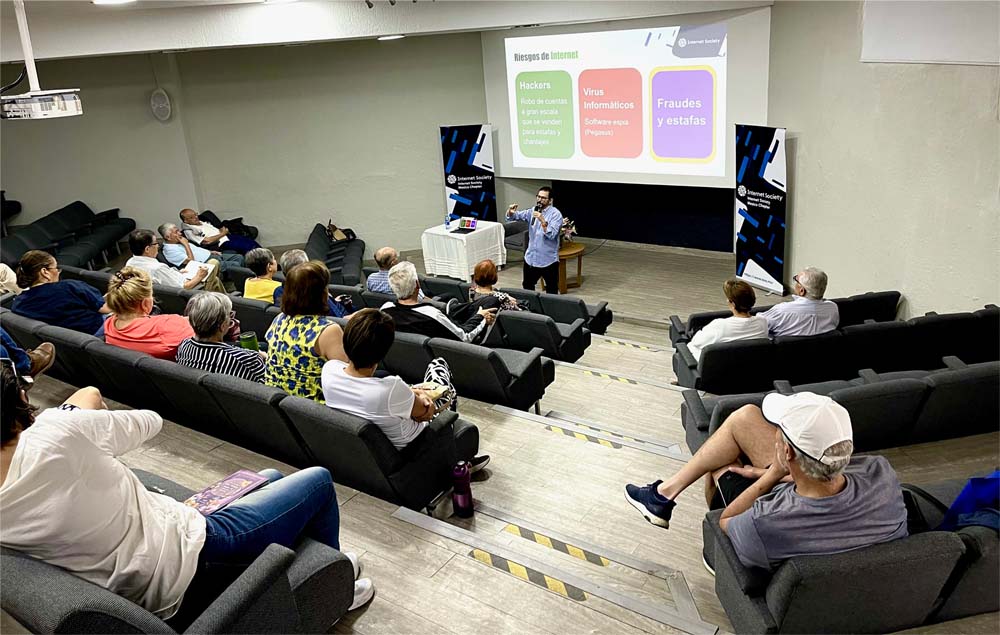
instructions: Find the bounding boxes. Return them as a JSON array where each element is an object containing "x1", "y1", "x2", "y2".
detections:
[{"x1": 1, "y1": 89, "x2": 83, "y2": 120}]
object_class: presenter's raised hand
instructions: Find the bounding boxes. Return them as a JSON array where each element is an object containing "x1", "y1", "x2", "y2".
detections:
[{"x1": 505, "y1": 204, "x2": 518, "y2": 218}]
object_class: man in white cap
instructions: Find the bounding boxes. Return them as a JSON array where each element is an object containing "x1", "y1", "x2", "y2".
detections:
[{"x1": 625, "y1": 393, "x2": 908, "y2": 569}]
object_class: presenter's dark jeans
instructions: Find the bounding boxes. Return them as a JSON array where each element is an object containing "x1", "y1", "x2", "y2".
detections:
[{"x1": 523, "y1": 261, "x2": 560, "y2": 294}]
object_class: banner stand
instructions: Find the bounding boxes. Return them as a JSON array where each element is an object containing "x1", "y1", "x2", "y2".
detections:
[
  {"x1": 439, "y1": 124, "x2": 497, "y2": 222},
  {"x1": 733, "y1": 124, "x2": 788, "y2": 295}
]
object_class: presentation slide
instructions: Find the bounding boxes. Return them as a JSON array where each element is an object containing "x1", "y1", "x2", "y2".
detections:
[{"x1": 504, "y1": 23, "x2": 727, "y2": 178}]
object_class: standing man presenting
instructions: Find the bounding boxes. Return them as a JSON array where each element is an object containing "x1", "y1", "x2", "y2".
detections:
[{"x1": 505, "y1": 186, "x2": 563, "y2": 294}]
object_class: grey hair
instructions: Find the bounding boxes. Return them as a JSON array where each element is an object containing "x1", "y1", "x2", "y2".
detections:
[
  {"x1": 279, "y1": 249, "x2": 308, "y2": 274},
  {"x1": 798, "y1": 267, "x2": 829, "y2": 300},
  {"x1": 388, "y1": 261, "x2": 418, "y2": 299},
  {"x1": 791, "y1": 438, "x2": 853, "y2": 481},
  {"x1": 185, "y1": 291, "x2": 233, "y2": 339},
  {"x1": 245, "y1": 248, "x2": 275, "y2": 276},
  {"x1": 157, "y1": 223, "x2": 178, "y2": 239}
]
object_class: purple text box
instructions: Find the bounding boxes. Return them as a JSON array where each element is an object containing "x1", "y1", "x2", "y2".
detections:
[{"x1": 650, "y1": 68, "x2": 715, "y2": 160}]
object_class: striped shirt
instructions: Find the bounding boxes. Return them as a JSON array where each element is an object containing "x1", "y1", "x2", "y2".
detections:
[{"x1": 175, "y1": 338, "x2": 266, "y2": 383}]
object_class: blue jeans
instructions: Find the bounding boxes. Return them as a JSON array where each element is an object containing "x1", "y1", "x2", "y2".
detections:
[
  {"x1": 0, "y1": 328, "x2": 30, "y2": 374},
  {"x1": 198, "y1": 466, "x2": 341, "y2": 567}
]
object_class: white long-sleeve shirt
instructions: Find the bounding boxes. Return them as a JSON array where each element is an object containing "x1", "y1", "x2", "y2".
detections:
[
  {"x1": 0, "y1": 407, "x2": 206, "y2": 619},
  {"x1": 688, "y1": 315, "x2": 769, "y2": 361}
]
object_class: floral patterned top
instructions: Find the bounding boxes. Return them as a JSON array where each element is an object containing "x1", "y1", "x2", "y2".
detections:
[{"x1": 264, "y1": 313, "x2": 333, "y2": 401}]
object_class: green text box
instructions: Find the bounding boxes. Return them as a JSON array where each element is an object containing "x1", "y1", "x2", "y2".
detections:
[{"x1": 515, "y1": 71, "x2": 575, "y2": 159}]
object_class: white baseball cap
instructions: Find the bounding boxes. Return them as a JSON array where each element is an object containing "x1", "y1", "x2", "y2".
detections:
[{"x1": 761, "y1": 392, "x2": 853, "y2": 465}]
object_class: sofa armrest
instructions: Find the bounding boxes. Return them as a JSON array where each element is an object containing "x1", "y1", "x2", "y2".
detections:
[
  {"x1": 93, "y1": 208, "x2": 121, "y2": 225},
  {"x1": 773, "y1": 380, "x2": 794, "y2": 394},
  {"x1": 285, "y1": 539, "x2": 354, "y2": 633},
  {"x1": 705, "y1": 510, "x2": 773, "y2": 595},
  {"x1": 941, "y1": 356, "x2": 967, "y2": 370},
  {"x1": 429, "y1": 409, "x2": 459, "y2": 433},
  {"x1": 675, "y1": 341, "x2": 698, "y2": 369},
  {"x1": 186, "y1": 543, "x2": 299, "y2": 634},
  {"x1": 858, "y1": 368, "x2": 880, "y2": 383},
  {"x1": 681, "y1": 389, "x2": 711, "y2": 431},
  {"x1": 668, "y1": 315, "x2": 687, "y2": 344}
]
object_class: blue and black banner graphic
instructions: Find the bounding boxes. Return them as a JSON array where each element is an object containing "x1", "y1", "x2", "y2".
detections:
[
  {"x1": 440, "y1": 124, "x2": 497, "y2": 222},
  {"x1": 734, "y1": 125, "x2": 787, "y2": 294}
]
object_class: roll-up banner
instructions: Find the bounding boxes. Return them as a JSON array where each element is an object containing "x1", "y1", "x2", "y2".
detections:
[
  {"x1": 440, "y1": 124, "x2": 497, "y2": 222},
  {"x1": 734, "y1": 124, "x2": 787, "y2": 294}
]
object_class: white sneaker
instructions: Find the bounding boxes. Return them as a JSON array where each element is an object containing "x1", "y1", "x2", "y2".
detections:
[
  {"x1": 345, "y1": 551, "x2": 360, "y2": 580},
  {"x1": 349, "y1": 578, "x2": 374, "y2": 610}
]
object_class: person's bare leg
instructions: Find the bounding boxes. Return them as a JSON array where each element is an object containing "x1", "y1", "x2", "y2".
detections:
[
  {"x1": 656, "y1": 404, "x2": 775, "y2": 501},
  {"x1": 63, "y1": 386, "x2": 107, "y2": 410}
]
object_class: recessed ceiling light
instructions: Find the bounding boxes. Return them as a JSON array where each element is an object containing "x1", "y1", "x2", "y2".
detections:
[
  {"x1": 378, "y1": 35, "x2": 406, "y2": 41},
  {"x1": 92, "y1": 0, "x2": 138, "y2": 5}
]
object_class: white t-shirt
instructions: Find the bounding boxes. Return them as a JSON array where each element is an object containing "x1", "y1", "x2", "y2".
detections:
[
  {"x1": 687, "y1": 315, "x2": 770, "y2": 361},
  {"x1": 0, "y1": 407, "x2": 206, "y2": 619},
  {"x1": 321, "y1": 359, "x2": 426, "y2": 449}
]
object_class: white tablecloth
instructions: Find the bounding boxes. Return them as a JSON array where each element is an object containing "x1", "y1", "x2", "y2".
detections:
[{"x1": 421, "y1": 220, "x2": 507, "y2": 281}]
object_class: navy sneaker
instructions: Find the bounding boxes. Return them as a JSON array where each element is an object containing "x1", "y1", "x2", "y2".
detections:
[{"x1": 624, "y1": 480, "x2": 676, "y2": 528}]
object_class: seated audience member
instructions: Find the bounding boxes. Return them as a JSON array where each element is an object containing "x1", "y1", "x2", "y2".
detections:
[
  {"x1": 760, "y1": 267, "x2": 839, "y2": 337},
  {"x1": 158, "y1": 223, "x2": 244, "y2": 275},
  {"x1": 125, "y1": 229, "x2": 225, "y2": 293},
  {"x1": 273, "y1": 249, "x2": 352, "y2": 317},
  {"x1": 322, "y1": 308, "x2": 488, "y2": 470},
  {"x1": 381, "y1": 261, "x2": 495, "y2": 343},
  {"x1": 104, "y1": 267, "x2": 195, "y2": 360},
  {"x1": 12, "y1": 250, "x2": 110, "y2": 336},
  {"x1": 0, "y1": 263, "x2": 21, "y2": 295},
  {"x1": 243, "y1": 247, "x2": 282, "y2": 302},
  {"x1": 176, "y1": 292, "x2": 265, "y2": 383},
  {"x1": 179, "y1": 208, "x2": 260, "y2": 255},
  {"x1": 686, "y1": 278, "x2": 769, "y2": 361},
  {"x1": 367, "y1": 247, "x2": 424, "y2": 300},
  {"x1": 625, "y1": 392, "x2": 907, "y2": 570},
  {"x1": 0, "y1": 327, "x2": 55, "y2": 386},
  {"x1": 265, "y1": 261, "x2": 347, "y2": 401},
  {"x1": 0, "y1": 369, "x2": 374, "y2": 622}
]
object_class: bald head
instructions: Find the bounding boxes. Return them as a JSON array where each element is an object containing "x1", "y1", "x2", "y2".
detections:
[
  {"x1": 374, "y1": 247, "x2": 400, "y2": 271},
  {"x1": 179, "y1": 208, "x2": 199, "y2": 224}
]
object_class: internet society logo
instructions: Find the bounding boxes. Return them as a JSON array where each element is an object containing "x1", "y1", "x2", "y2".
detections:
[
  {"x1": 737, "y1": 185, "x2": 747, "y2": 197},
  {"x1": 446, "y1": 174, "x2": 457, "y2": 185},
  {"x1": 677, "y1": 37, "x2": 687, "y2": 48}
]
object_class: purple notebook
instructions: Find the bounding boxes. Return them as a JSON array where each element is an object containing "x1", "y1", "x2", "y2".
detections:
[{"x1": 184, "y1": 470, "x2": 269, "y2": 516}]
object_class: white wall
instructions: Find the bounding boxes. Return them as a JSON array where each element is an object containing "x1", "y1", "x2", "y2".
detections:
[
  {"x1": 768, "y1": 0, "x2": 999, "y2": 317},
  {"x1": 0, "y1": 54, "x2": 199, "y2": 230}
]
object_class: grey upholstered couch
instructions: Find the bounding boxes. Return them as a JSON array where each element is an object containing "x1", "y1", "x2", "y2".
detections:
[
  {"x1": 682, "y1": 359, "x2": 1000, "y2": 454},
  {"x1": 0, "y1": 470, "x2": 353, "y2": 634},
  {"x1": 701, "y1": 509, "x2": 967, "y2": 634}
]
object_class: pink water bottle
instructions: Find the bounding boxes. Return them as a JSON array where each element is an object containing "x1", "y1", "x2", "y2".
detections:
[{"x1": 452, "y1": 461, "x2": 473, "y2": 518}]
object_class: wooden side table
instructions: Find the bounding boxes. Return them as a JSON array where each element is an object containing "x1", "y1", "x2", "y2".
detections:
[{"x1": 555, "y1": 242, "x2": 585, "y2": 294}]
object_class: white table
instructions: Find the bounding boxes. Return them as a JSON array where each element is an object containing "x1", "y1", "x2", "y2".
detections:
[{"x1": 420, "y1": 220, "x2": 507, "y2": 281}]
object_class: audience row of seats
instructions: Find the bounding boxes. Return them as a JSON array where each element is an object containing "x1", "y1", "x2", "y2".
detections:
[
  {"x1": 0, "y1": 309, "x2": 467, "y2": 512},
  {"x1": 702, "y1": 468, "x2": 997, "y2": 633},
  {"x1": 365, "y1": 266, "x2": 614, "y2": 335},
  {"x1": 668, "y1": 289, "x2": 902, "y2": 345},
  {"x1": 304, "y1": 223, "x2": 365, "y2": 286},
  {"x1": 681, "y1": 357, "x2": 999, "y2": 455},
  {"x1": 0, "y1": 200, "x2": 136, "y2": 270},
  {"x1": 673, "y1": 305, "x2": 999, "y2": 394},
  {"x1": 2, "y1": 468, "x2": 354, "y2": 633},
  {"x1": 56, "y1": 266, "x2": 559, "y2": 406}
]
